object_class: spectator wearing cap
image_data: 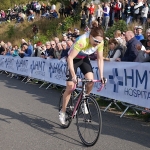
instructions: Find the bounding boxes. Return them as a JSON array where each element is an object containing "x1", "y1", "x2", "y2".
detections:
[
  {"x1": 116, "y1": 31, "x2": 142, "y2": 62},
  {"x1": 135, "y1": 26, "x2": 144, "y2": 41}
]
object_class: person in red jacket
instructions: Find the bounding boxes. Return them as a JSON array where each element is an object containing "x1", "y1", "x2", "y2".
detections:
[
  {"x1": 114, "y1": 0, "x2": 122, "y2": 21},
  {"x1": 88, "y1": 2, "x2": 95, "y2": 25}
]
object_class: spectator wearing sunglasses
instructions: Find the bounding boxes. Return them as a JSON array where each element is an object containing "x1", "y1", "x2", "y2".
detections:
[{"x1": 49, "y1": 41, "x2": 56, "y2": 59}]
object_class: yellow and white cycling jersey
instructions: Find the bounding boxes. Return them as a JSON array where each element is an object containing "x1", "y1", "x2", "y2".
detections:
[{"x1": 68, "y1": 32, "x2": 104, "y2": 59}]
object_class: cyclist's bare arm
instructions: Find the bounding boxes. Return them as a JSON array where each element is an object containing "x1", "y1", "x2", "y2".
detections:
[{"x1": 97, "y1": 50, "x2": 104, "y2": 83}]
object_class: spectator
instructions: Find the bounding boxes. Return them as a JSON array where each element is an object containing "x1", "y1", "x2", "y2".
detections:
[
  {"x1": 125, "y1": 1, "x2": 134, "y2": 25},
  {"x1": 113, "y1": 0, "x2": 122, "y2": 21},
  {"x1": 41, "y1": 2, "x2": 46, "y2": 15},
  {"x1": 135, "y1": 26, "x2": 144, "y2": 41},
  {"x1": 140, "y1": 2, "x2": 149, "y2": 25},
  {"x1": 134, "y1": 40, "x2": 150, "y2": 62},
  {"x1": 80, "y1": 11, "x2": 86, "y2": 29},
  {"x1": 49, "y1": 41, "x2": 56, "y2": 58},
  {"x1": 40, "y1": 44, "x2": 46, "y2": 58},
  {"x1": 116, "y1": 31, "x2": 142, "y2": 62},
  {"x1": 87, "y1": 2, "x2": 95, "y2": 26},
  {"x1": 34, "y1": 41, "x2": 42, "y2": 57},
  {"x1": 3, "y1": 43, "x2": 11, "y2": 56},
  {"x1": 102, "y1": 2, "x2": 110, "y2": 32},
  {"x1": 95, "y1": 4, "x2": 103, "y2": 25},
  {"x1": 146, "y1": 28, "x2": 150, "y2": 39},
  {"x1": 28, "y1": 10, "x2": 34, "y2": 22},
  {"x1": 44, "y1": 41, "x2": 51, "y2": 58},
  {"x1": 83, "y1": 3, "x2": 89, "y2": 18},
  {"x1": 54, "y1": 37, "x2": 60, "y2": 44},
  {"x1": 104, "y1": 38, "x2": 123, "y2": 61},
  {"x1": 62, "y1": 33, "x2": 68, "y2": 42},
  {"x1": 59, "y1": 3, "x2": 65, "y2": 17},
  {"x1": 66, "y1": 39, "x2": 73, "y2": 48},
  {"x1": 54, "y1": 42, "x2": 63, "y2": 59},
  {"x1": 28, "y1": 40, "x2": 33, "y2": 56},
  {"x1": 61, "y1": 41, "x2": 69, "y2": 59},
  {"x1": 11, "y1": 45, "x2": 20, "y2": 57},
  {"x1": 89, "y1": 14, "x2": 96, "y2": 28},
  {"x1": 32, "y1": 24, "x2": 38, "y2": 36},
  {"x1": 35, "y1": 2, "x2": 41, "y2": 18},
  {"x1": 19, "y1": 43, "x2": 33, "y2": 57},
  {"x1": 72, "y1": 28, "x2": 80, "y2": 38},
  {"x1": 91, "y1": 20, "x2": 99, "y2": 29},
  {"x1": 134, "y1": 0, "x2": 143, "y2": 21},
  {"x1": 109, "y1": 0, "x2": 116, "y2": 26},
  {"x1": 0, "y1": 41, "x2": 5, "y2": 55},
  {"x1": 67, "y1": 28, "x2": 73, "y2": 39}
]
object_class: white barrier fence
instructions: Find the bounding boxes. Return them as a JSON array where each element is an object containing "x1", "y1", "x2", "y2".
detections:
[{"x1": 0, "y1": 55, "x2": 150, "y2": 109}]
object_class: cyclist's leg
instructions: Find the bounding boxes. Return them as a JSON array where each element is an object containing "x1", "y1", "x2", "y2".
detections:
[
  {"x1": 84, "y1": 72, "x2": 94, "y2": 94},
  {"x1": 61, "y1": 59, "x2": 82, "y2": 113},
  {"x1": 62, "y1": 81, "x2": 74, "y2": 112},
  {"x1": 80, "y1": 56, "x2": 94, "y2": 95}
]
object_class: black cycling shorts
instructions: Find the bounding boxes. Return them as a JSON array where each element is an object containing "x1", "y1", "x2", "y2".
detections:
[{"x1": 66, "y1": 56, "x2": 93, "y2": 81}]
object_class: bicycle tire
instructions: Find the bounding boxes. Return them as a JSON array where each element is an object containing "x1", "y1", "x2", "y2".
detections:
[
  {"x1": 76, "y1": 96, "x2": 102, "y2": 146},
  {"x1": 58, "y1": 88, "x2": 76, "y2": 128}
]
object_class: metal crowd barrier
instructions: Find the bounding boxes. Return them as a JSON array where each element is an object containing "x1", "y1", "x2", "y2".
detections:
[{"x1": 0, "y1": 69, "x2": 149, "y2": 118}]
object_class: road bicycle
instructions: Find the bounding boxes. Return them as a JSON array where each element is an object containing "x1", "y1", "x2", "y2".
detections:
[{"x1": 58, "y1": 78, "x2": 106, "y2": 146}]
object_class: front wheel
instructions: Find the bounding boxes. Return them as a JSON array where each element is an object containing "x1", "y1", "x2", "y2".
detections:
[{"x1": 76, "y1": 96, "x2": 102, "y2": 146}]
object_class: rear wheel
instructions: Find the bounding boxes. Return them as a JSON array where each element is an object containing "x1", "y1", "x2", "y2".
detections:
[{"x1": 76, "y1": 96, "x2": 102, "y2": 146}]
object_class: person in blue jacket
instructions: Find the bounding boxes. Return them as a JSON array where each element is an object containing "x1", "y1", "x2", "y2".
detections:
[
  {"x1": 135, "y1": 26, "x2": 144, "y2": 41},
  {"x1": 116, "y1": 31, "x2": 142, "y2": 62},
  {"x1": 19, "y1": 43, "x2": 33, "y2": 57}
]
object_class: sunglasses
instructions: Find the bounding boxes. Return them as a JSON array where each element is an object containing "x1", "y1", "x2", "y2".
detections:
[
  {"x1": 92, "y1": 37, "x2": 102, "y2": 44},
  {"x1": 51, "y1": 44, "x2": 55, "y2": 46}
]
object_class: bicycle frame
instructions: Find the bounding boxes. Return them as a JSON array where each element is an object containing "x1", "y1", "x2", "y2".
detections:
[{"x1": 71, "y1": 81, "x2": 87, "y2": 118}]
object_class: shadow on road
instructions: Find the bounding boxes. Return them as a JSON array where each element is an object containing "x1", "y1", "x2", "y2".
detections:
[{"x1": 0, "y1": 107, "x2": 82, "y2": 146}]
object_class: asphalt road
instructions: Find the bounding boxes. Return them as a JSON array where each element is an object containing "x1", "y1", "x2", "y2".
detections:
[{"x1": 0, "y1": 74, "x2": 150, "y2": 150}]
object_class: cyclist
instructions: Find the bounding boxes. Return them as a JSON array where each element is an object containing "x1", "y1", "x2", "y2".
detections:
[{"x1": 59, "y1": 26, "x2": 105, "y2": 125}]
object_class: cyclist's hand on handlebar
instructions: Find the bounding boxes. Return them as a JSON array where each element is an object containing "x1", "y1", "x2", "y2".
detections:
[
  {"x1": 72, "y1": 76, "x2": 77, "y2": 84},
  {"x1": 101, "y1": 77, "x2": 107, "y2": 84}
]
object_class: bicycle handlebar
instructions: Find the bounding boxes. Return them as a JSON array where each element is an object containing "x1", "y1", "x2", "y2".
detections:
[{"x1": 71, "y1": 78, "x2": 107, "y2": 92}]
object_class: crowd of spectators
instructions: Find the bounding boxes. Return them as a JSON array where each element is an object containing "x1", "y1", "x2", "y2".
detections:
[{"x1": 0, "y1": 0, "x2": 150, "y2": 63}]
